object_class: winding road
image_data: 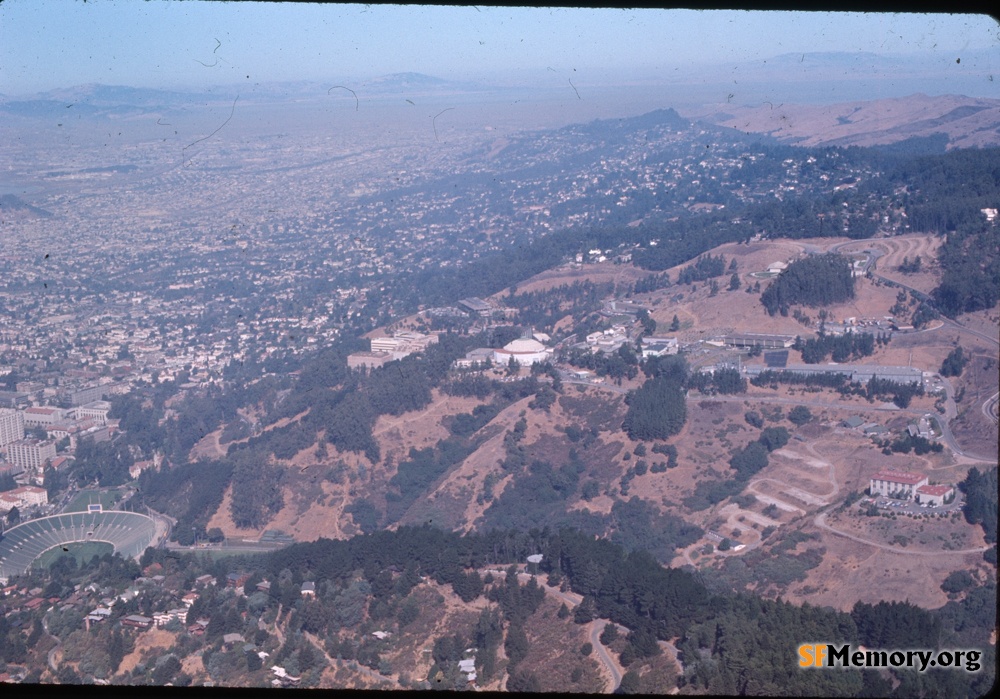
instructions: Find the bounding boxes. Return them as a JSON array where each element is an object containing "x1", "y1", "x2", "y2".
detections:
[
  {"x1": 830, "y1": 238, "x2": 1000, "y2": 350},
  {"x1": 488, "y1": 569, "x2": 685, "y2": 692},
  {"x1": 484, "y1": 569, "x2": 625, "y2": 692},
  {"x1": 589, "y1": 619, "x2": 623, "y2": 690},
  {"x1": 982, "y1": 391, "x2": 999, "y2": 426},
  {"x1": 44, "y1": 618, "x2": 61, "y2": 673},
  {"x1": 699, "y1": 384, "x2": 994, "y2": 463}
]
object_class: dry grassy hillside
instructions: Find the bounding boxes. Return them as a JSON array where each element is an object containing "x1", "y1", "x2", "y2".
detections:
[
  {"x1": 636, "y1": 237, "x2": 908, "y2": 340},
  {"x1": 691, "y1": 93, "x2": 1000, "y2": 149},
  {"x1": 192, "y1": 231, "x2": 996, "y2": 619}
]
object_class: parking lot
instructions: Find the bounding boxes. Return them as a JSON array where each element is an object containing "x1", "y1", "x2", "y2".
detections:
[{"x1": 859, "y1": 496, "x2": 962, "y2": 516}]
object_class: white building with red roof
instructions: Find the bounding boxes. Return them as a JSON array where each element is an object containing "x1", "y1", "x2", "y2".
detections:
[
  {"x1": 915, "y1": 484, "x2": 955, "y2": 507},
  {"x1": 870, "y1": 470, "x2": 929, "y2": 499},
  {"x1": 0, "y1": 485, "x2": 48, "y2": 513}
]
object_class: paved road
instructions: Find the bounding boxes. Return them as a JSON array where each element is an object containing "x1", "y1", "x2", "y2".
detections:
[
  {"x1": 830, "y1": 239, "x2": 999, "y2": 349},
  {"x1": 934, "y1": 376, "x2": 995, "y2": 462},
  {"x1": 44, "y1": 617, "x2": 61, "y2": 673},
  {"x1": 569, "y1": 376, "x2": 990, "y2": 463},
  {"x1": 589, "y1": 619, "x2": 623, "y2": 691},
  {"x1": 982, "y1": 391, "x2": 999, "y2": 426},
  {"x1": 484, "y1": 569, "x2": 622, "y2": 692}
]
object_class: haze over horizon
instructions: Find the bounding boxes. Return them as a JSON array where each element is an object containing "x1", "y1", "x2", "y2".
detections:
[{"x1": 0, "y1": 2, "x2": 996, "y2": 104}]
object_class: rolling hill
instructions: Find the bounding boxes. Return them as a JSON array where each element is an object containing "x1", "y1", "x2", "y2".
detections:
[{"x1": 690, "y1": 93, "x2": 1000, "y2": 150}]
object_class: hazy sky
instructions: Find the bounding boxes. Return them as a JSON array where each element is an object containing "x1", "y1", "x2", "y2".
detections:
[{"x1": 0, "y1": 2, "x2": 996, "y2": 94}]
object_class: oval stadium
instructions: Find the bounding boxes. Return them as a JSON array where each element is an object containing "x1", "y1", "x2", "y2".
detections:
[{"x1": 0, "y1": 511, "x2": 157, "y2": 583}]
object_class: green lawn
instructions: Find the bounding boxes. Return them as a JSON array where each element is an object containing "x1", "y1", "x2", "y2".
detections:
[
  {"x1": 64, "y1": 489, "x2": 121, "y2": 513},
  {"x1": 33, "y1": 541, "x2": 115, "y2": 569}
]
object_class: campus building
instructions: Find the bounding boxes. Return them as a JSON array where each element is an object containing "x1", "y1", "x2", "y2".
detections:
[
  {"x1": 73, "y1": 400, "x2": 112, "y2": 426},
  {"x1": 348, "y1": 331, "x2": 439, "y2": 368},
  {"x1": 22, "y1": 406, "x2": 66, "y2": 428},
  {"x1": 5, "y1": 438, "x2": 56, "y2": 473},
  {"x1": 641, "y1": 336, "x2": 679, "y2": 357},
  {"x1": 0, "y1": 485, "x2": 48, "y2": 513},
  {"x1": 745, "y1": 363, "x2": 923, "y2": 385},
  {"x1": 458, "y1": 297, "x2": 494, "y2": 317},
  {"x1": 493, "y1": 337, "x2": 553, "y2": 366},
  {"x1": 869, "y1": 471, "x2": 929, "y2": 499},
  {"x1": 0, "y1": 408, "x2": 25, "y2": 447},
  {"x1": 719, "y1": 333, "x2": 796, "y2": 349},
  {"x1": 915, "y1": 484, "x2": 955, "y2": 507}
]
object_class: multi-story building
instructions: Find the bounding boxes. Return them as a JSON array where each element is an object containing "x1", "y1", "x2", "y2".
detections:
[
  {"x1": 154, "y1": 608, "x2": 189, "y2": 628},
  {"x1": 73, "y1": 400, "x2": 111, "y2": 426},
  {"x1": 349, "y1": 331, "x2": 440, "y2": 368},
  {"x1": 5, "y1": 438, "x2": 57, "y2": 473},
  {"x1": 22, "y1": 406, "x2": 66, "y2": 428},
  {"x1": 0, "y1": 485, "x2": 48, "y2": 512},
  {"x1": 121, "y1": 615, "x2": 153, "y2": 630},
  {"x1": 46, "y1": 421, "x2": 88, "y2": 450},
  {"x1": 64, "y1": 384, "x2": 107, "y2": 407},
  {"x1": 869, "y1": 470, "x2": 929, "y2": 499},
  {"x1": 0, "y1": 408, "x2": 25, "y2": 447},
  {"x1": 346, "y1": 351, "x2": 394, "y2": 370}
]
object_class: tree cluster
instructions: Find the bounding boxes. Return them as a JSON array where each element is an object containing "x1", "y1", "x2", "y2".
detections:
[
  {"x1": 687, "y1": 367, "x2": 746, "y2": 395},
  {"x1": 622, "y1": 374, "x2": 687, "y2": 441},
  {"x1": 760, "y1": 254, "x2": 854, "y2": 316},
  {"x1": 940, "y1": 346, "x2": 968, "y2": 377},
  {"x1": 677, "y1": 254, "x2": 726, "y2": 284},
  {"x1": 960, "y1": 467, "x2": 997, "y2": 544},
  {"x1": 795, "y1": 330, "x2": 875, "y2": 364}
]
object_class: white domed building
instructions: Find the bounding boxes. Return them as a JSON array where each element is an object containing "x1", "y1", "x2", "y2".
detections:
[{"x1": 493, "y1": 337, "x2": 553, "y2": 366}]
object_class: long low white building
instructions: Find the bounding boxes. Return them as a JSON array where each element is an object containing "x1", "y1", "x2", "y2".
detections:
[{"x1": 745, "y1": 363, "x2": 923, "y2": 385}]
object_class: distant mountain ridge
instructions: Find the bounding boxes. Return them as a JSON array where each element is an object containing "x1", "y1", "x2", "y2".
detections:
[
  {"x1": 0, "y1": 74, "x2": 499, "y2": 118},
  {"x1": 37, "y1": 83, "x2": 211, "y2": 106},
  {"x1": 0, "y1": 83, "x2": 224, "y2": 119},
  {"x1": 360, "y1": 71, "x2": 498, "y2": 95}
]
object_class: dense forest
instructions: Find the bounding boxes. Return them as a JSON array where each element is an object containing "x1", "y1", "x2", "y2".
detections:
[
  {"x1": 932, "y1": 224, "x2": 1000, "y2": 316},
  {"x1": 0, "y1": 508, "x2": 993, "y2": 693}
]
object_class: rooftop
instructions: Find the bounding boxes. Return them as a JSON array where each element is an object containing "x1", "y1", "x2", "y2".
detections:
[
  {"x1": 916, "y1": 484, "x2": 953, "y2": 496},
  {"x1": 872, "y1": 470, "x2": 926, "y2": 485}
]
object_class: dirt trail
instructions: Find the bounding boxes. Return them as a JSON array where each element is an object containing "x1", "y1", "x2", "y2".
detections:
[
  {"x1": 189, "y1": 426, "x2": 227, "y2": 460},
  {"x1": 813, "y1": 510, "x2": 991, "y2": 556}
]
